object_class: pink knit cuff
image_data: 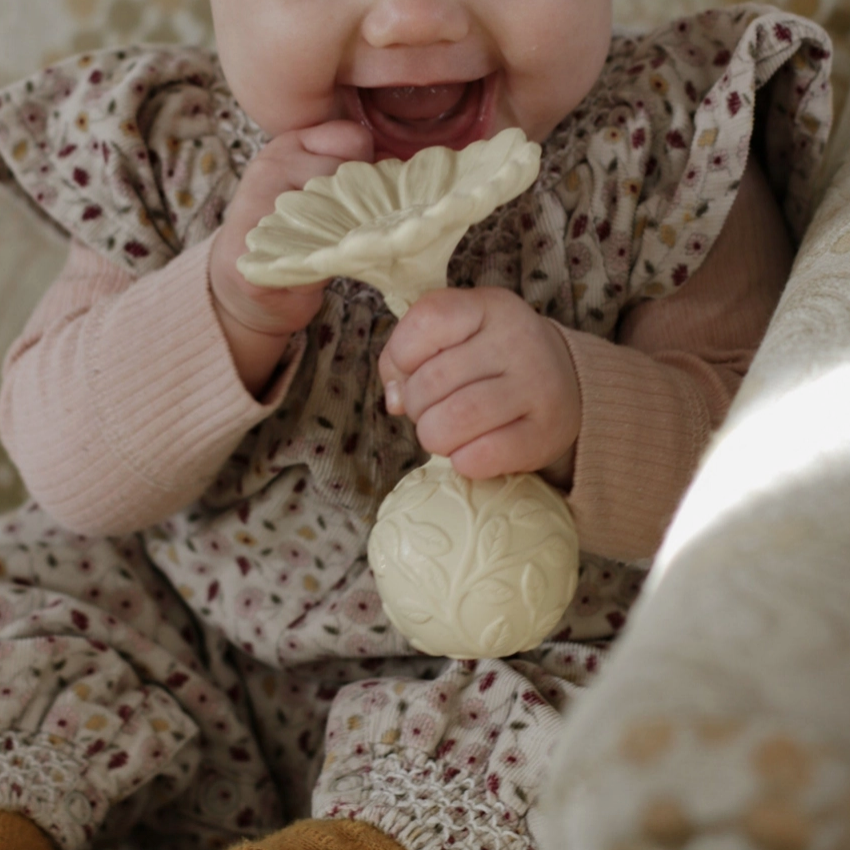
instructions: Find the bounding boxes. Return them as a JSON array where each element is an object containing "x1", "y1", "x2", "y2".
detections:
[{"x1": 555, "y1": 325, "x2": 710, "y2": 561}]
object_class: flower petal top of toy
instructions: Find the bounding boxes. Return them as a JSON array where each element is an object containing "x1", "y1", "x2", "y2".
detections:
[{"x1": 236, "y1": 127, "x2": 542, "y2": 316}]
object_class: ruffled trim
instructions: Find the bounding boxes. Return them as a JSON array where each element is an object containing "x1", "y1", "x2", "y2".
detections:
[
  {"x1": 449, "y1": 6, "x2": 832, "y2": 342},
  {"x1": 0, "y1": 518, "x2": 283, "y2": 847},
  {"x1": 0, "y1": 46, "x2": 251, "y2": 276},
  {"x1": 0, "y1": 7, "x2": 833, "y2": 322},
  {"x1": 0, "y1": 731, "x2": 114, "y2": 849},
  {"x1": 312, "y1": 656, "x2": 603, "y2": 849}
]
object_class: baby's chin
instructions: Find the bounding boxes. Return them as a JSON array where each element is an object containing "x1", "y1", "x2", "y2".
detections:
[{"x1": 342, "y1": 75, "x2": 498, "y2": 161}]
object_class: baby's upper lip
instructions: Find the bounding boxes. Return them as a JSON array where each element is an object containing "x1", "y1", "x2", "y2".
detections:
[{"x1": 342, "y1": 45, "x2": 492, "y2": 90}]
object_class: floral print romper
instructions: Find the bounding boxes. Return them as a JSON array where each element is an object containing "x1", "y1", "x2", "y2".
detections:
[{"x1": 0, "y1": 6, "x2": 833, "y2": 850}]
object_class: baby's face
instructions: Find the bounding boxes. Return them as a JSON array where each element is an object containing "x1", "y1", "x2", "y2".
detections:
[{"x1": 211, "y1": 0, "x2": 612, "y2": 159}]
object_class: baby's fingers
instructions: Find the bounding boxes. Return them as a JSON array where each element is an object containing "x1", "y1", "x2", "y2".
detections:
[
  {"x1": 379, "y1": 290, "x2": 486, "y2": 409},
  {"x1": 240, "y1": 120, "x2": 374, "y2": 207},
  {"x1": 296, "y1": 120, "x2": 374, "y2": 164},
  {"x1": 449, "y1": 418, "x2": 558, "y2": 480},
  {"x1": 414, "y1": 376, "x2": 525, "y2": 460}
]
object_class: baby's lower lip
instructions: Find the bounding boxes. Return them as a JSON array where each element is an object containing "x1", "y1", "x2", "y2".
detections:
[{"x1": 347, "y1": 76, "x2": 495, "y2": 160}]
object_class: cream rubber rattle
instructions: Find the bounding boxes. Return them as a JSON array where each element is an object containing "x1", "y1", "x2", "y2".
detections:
[{"x1": 238, "y1": 128, "x2": 579, "y2": 659}]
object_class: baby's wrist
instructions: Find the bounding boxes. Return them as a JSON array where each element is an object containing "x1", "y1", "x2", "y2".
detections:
[
  {"x1": 212, "y1": 296, "x2": 293, "y2": 399},
  {"x1": 538, "y1": 443, "x2": 577, "y2": 491}
]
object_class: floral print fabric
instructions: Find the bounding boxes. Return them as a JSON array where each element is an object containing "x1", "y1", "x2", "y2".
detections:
[{"x1": 0, "y1": 7, "x2": 834, "y2": 850}]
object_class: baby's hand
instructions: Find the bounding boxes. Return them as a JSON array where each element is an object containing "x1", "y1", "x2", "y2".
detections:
[
  {"x1": 379, "y1": 287, "x2": 581, "y2": 483},
  {"x1": 210, "y1": 121, "x2": 374, "y2": 394}
]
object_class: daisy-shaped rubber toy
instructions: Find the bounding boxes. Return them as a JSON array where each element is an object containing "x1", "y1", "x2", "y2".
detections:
[{"x1": 237, "y1": 127, "x2": 541, "y2": 316}]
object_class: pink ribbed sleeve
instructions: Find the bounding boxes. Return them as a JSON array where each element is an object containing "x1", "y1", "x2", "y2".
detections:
[
  {"x1": 560, "y1": 326, "x2": 746, "y2": 561},
  {"x1": 0, "y1": 235, "x2": 304, "y2": 536}
]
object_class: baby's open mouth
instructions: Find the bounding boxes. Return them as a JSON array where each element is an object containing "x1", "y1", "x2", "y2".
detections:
[{"x1": 350, "y1": 77, "x2": 493, "y2": 160}]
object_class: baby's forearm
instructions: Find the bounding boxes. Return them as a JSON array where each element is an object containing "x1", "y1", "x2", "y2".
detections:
[{"x1": 559, "y1": 328, "x2": 724, "y2": 560}]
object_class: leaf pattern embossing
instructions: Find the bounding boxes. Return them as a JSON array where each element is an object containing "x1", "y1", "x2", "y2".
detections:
[
  {"x1": 479, "y1": 617, "x2": 516, "y2": 657},
  {"x1": 509, "y1": 497, "x2": 549, "y2": 528},
  {"x1": 476, "y1": 516, "x2": 510, "y2": 567},
  {"x1": 394, "y1": 598, "x2": 435, "y2": 626},
  {"x1": 402, "y1": 519, "x2": 453, "y2": 559},
  {"x1": 368, "y1": 519, "x2": 403, "y2": 578},
  {"x1": 521, "y1": 563, "x2": 548, "y2": 611},
  {"x1": 384, "y1": 475, "x2": 440, "y2": 517},
  {"x1": 477, "y1": 579, "x2": 517, "y2": 606}
]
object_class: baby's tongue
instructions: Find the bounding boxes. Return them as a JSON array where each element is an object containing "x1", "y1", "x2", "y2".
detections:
[{"x1": 365, "y1": 83, "x2": 467, "y2": 122}]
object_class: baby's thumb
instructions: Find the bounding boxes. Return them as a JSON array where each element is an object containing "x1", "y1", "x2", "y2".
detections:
[{"x1": 297, "y1": 120, "x2": 375, "y2": 165}]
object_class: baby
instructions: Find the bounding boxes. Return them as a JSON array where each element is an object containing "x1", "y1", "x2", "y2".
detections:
[{"x1": 0, "y1": 1, "x2": 832, "y2": 849}]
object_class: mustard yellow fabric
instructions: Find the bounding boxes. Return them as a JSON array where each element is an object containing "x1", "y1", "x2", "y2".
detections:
[
  {"x1": 0, "y1": 812, "x2": 55, "y2": 850},
  {"x1": 231, "y1": 819, "x2": 405, "y2": 850}
]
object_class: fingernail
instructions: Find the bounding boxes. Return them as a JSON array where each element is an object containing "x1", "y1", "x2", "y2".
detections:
[{"x1": 385, "y1": 380, "x2": 403, "y2": 414}]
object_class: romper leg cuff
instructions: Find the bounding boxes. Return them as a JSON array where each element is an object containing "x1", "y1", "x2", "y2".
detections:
[
  {"x1": 0, "y1": 732, "x2": 109, "y2": 850},
  {"x1": 314, "y1": 748, "x2": 534, "y2": 850}
]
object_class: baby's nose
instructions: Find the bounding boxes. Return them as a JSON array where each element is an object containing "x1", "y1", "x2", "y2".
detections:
[{"x1": 362, "y1": 0, "x2": 470, "y2": 48}]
